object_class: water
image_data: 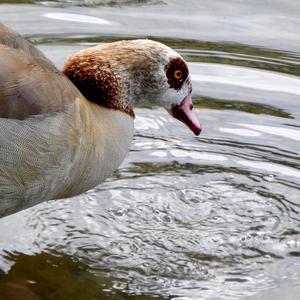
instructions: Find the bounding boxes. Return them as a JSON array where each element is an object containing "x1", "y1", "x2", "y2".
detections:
[{"x1": 0, "y1": 1, "x2": 300, "y2": 299}]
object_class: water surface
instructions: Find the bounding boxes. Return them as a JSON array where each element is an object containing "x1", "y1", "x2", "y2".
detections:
[{"x1": 0, "y1": 1, "x2": 300, "y2": 299}]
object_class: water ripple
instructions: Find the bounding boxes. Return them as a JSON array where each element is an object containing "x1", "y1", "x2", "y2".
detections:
[{"x1": 0, "y1": 13, "x2": 300, "y2": 299}]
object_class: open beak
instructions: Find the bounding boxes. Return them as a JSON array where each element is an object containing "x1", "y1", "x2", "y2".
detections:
[{"x1": 170, "y1": 93, "x2": 202, "y2": 136}]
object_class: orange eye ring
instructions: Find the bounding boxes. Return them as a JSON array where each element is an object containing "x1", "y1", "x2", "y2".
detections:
[{"x1": 173, "y1": 69, "x2": 182, "y2": 80}]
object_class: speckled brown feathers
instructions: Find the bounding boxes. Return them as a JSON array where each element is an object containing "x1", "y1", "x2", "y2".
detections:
[
  {"x1": 62, "y1": 40, "x2": 173, "y2": 116},
  {"x1": 63, "y1": 53, "x2": 135, "y2": 117}
]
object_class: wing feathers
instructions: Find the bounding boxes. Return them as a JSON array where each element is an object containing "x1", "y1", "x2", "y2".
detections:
[{"x1": 0, "y1": 23, "x2": 81, "y2": 119}]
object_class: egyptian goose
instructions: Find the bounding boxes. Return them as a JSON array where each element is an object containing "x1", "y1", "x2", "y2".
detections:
[{"x1": 0, "y1": 23, "x2": 201, "y2": 218}]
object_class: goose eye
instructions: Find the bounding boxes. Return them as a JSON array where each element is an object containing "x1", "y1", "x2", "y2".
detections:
[{"x1": 173, "y1": 69, "x2": 182, "y2": 80}]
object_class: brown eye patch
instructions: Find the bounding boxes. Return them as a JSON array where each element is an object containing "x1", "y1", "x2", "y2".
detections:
[{"x1": 165, "y1": 57, "x2": 189, "y2": 90}]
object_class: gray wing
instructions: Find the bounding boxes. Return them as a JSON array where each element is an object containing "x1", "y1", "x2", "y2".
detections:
[
  {"x1": 0, "y1": 23, "x2": 56, "y2": 70},
  {"x1": 0, "y1": 23, "x2": 82, "y2": 119}
]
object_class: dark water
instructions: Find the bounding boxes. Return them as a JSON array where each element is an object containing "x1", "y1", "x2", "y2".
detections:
[{"x1": 0, "y1": 1, "x2": 300, "y2": 299}]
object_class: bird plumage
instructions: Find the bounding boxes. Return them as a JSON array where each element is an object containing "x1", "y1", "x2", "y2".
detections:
[
  {"x1": 0, "y1": 23, "x2": 200, "y2": 218},
  {"x1": 0, "y1": 24, "x2": 133, "y2": 217}
]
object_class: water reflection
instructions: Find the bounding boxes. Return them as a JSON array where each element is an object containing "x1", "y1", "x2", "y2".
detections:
[
  {"x1": 44, "y1": 12, "x2": 112, "y2": 24},
  {"x1": 0, "y1": 252, "x2": 164, "y2": 300},
  {"x1": 0, "y1": 0, "x2": 300, "y2": 299},
  {"x1": 191, "y1": 63, "x2": 300, "y2": 96},
  {"x1": 0, "y1": 0, "x2": 161, "y2": 6}
]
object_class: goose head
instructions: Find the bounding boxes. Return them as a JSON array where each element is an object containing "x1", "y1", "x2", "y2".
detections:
[{"x1": 63, "y1": 39, "x2": 201, "y2": 135}]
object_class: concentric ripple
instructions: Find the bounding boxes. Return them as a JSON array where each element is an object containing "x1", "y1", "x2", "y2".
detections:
[{"x1": 0, "y1": 102, "x2": 297, "y2": 299}]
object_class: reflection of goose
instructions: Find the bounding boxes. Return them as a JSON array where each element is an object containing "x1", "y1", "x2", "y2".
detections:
[{"x1": 0, "y1": 23, "x2": 201, "y2": 217}]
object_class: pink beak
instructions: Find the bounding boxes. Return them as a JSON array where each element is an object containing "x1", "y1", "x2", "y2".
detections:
[{"x1": 171, "y1": 93, "x2": 202, "y2": 136}]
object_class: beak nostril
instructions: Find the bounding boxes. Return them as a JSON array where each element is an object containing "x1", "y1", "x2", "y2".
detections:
[{"x1": 190, "y1": 104, "x2": 193, "y2": 110}]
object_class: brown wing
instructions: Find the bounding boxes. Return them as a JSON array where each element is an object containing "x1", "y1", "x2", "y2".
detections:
[{"x1": 0, "y1": 23, "x2": 81, "y2": 119}]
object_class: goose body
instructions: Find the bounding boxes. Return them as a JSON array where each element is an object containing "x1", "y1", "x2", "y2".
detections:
[
  {"x1": 0, "y1": 102, "x2": 133, "y2": 216},
  {"x1": 0, "y1": 24, "x2": 200, "y2": 218}
]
